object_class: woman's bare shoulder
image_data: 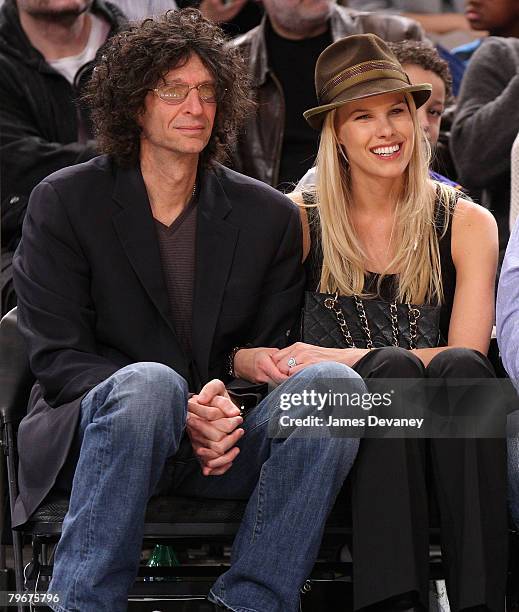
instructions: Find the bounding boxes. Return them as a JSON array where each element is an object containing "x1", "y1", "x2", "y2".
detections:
[{"x1": 453, "y1": 197, "x2": 497, "y2": 232}]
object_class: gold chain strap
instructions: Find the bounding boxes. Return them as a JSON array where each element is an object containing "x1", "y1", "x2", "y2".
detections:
[
  {"x1": 353, "y1": 295, "x2": 374, "y2": 349},
  {"x1": 389, "y1": 301, "x2": 399, "y2": 347},
  {"x1": 407, "y1": 305, "x2": 421, "y2": 350},
  {"x1": 324, "y1": 292, "x2": 356, "y2": 348},
  {"x1": 324, "y1": 293, "x2": 422, "y2": 349}
]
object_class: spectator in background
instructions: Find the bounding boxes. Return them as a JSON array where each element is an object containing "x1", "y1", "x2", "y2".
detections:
[
  {"x1": 229, "y1": 0, "x2": 425, "y2": 190},
  {"x1": 182, "y1": 0, "x2": 263, "y2": 36},
  {"x1": 388, "y1": 40, "x2": 462, "y2": 187},
  {"x1": 453, "y1": 0, "x2": 519, "y2": 65},
  {"x1": 111, "y1": 0, "x2": 263, "y2": 36},
  {"x1": 0, "y1": 0, "x2": 126, "y2": 314},
  {"x1": 345, "y1": 0, "x2": 473, "y2": 95},
  {"x1": 109, "y1": 0, "x2": 177, "y2": 19},
  {"x1": 450, "y1": 35, "x2": 519, "y2": 260},
  {"x1": 346, "y1": 0, "x2": 468, "y2": 37}
]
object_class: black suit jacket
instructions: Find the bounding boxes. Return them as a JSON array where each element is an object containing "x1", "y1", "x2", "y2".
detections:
[{"x1": 12, "y1": 155, "x2": 304, "y2": 526}]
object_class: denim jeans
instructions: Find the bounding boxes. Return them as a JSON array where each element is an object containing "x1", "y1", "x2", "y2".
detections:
[{"x1": 48, "y1": 361, "x2": 363, "y2": 612}]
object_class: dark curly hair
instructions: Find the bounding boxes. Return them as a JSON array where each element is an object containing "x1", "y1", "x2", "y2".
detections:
[
  {"x1": 83, "y1": 8, "x2": 253, "y2": 167},
  {"x1": 388, "y1": 40, "x2": 453, "y2": 101}
]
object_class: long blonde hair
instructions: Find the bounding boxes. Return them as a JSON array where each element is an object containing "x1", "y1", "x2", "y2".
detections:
[{"x1": 310, "y1": 94, "x2": 454, "y2": 305}]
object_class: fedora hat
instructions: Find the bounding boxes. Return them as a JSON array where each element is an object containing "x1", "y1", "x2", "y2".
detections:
[{"x1": 304, "y1": 33, "x2": 432, "y2": 130}]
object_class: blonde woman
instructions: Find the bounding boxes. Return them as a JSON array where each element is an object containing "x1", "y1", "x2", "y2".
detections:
[{"x1": 271, "y1": 34, "x2": 506, "y2": 611}]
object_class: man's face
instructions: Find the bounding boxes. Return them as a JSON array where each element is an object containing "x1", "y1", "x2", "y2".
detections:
[
  {"x1": 403, "y1": 64, "x2": 446, "y2": 147},
  {"x1": 17, "y1": 0, "x2": 93, "y2": 18},
  {"x1": 138, "y1": 54, "x2": 217, "y2": 161},
  {"x1": 465, "y1": 0, "x2": 519, "y2": 33},
  {"x1": 261, "y1": 0, "x2": 334, "y2": 35}
]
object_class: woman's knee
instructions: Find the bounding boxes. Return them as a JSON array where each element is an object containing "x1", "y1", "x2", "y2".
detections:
[
  {"x1": 278, "y1": 361, "x2": 367, "y2": 417},
  {"x1": 427, "y1": 347, "x2": 494, "y2": 378},
  {"x1": 356, "y1": 346, "x2": 424, "y2": 378},
  {"x1": 299, "y1": 360, "x2": 363, "y2": 382}
]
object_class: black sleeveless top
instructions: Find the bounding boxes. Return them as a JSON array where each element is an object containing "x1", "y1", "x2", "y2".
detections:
[{"x1": 303, "y1": 192, "x2": 458, "y2": 342}]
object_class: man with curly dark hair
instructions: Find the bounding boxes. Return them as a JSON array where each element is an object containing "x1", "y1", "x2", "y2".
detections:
[
  {"x1": 83, "y1": 7, "x2": 252, "y2": 168},
  {"x1": 12, "y1": 8, "x2": 361, "y2": 612}
]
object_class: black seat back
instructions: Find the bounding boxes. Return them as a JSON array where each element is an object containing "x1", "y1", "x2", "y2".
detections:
[{"x1": 0, "y1": 308, "x2": 33, "y2": 424}]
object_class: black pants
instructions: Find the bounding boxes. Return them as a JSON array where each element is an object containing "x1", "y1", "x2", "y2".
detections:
[{"x1": 350, "y1": 347, "x2": 507, "y2": 611}]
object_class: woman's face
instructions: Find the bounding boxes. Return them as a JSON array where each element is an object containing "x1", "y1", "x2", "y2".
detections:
[{"x1": 335, "y1": 91, "x2": 415, "y2": 184}]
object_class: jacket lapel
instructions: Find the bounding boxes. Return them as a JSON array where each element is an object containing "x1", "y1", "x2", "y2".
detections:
[
  {"x1": 192, "y1": 168, "x2": 239, "y2": 381},
  {"x1": 111, "y1": 164, "x2": 186, "y2": 358}
]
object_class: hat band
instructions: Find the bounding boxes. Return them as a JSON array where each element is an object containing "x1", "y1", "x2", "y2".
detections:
[{"x1": 319, "y1": 60, "x2": 409, "y2": 104}]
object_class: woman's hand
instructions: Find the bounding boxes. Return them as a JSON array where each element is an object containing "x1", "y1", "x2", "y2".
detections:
[{"x1": 273, "y1": 342, "x2": 370, "y2": 375}]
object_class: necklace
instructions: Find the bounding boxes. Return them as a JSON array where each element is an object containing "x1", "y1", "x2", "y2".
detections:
[
  {"x1": 353, "y1": 209, "x2": 398, "y2": 272},
  {"x1": 385, "y1": 211, "x2": 397, "y2": 264}
]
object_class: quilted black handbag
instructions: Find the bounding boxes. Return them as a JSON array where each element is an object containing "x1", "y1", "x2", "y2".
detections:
[{"x1": 302, "y1": 291, "x2": 442, "y2": 350}]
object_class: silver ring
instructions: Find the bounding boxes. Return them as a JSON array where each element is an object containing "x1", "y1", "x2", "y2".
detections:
[{"x1": 287, "y1": 356, "x2": 297, "y2": 368}]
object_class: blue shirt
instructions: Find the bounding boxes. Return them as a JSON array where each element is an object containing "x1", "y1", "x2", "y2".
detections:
[
  {"x1": 429, "y1": 170, "x2": 464, "y2": 191},
  {"x1": 497, "y1": 218, "x2": 519, "y2": 387},
  {"x1": 451, "y1": 39, "x2": 482, "y2": 67}
]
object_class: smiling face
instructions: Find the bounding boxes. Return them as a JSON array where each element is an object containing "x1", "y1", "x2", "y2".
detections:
[
  {"x1": 403, "y1": 64, "x2": 445, "y2": 147},
  {"x1": 334, "y1": 91, "x2": 415, "y2": 185},
  {"x1": 138, "y1": 53, "x2": 217, "y2": 162}
]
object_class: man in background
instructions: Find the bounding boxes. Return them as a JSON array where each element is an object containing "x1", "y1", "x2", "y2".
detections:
[
  {"x1": 113, "y1": 0, "x2": 263, "y2": 35},
  {"x1": 451, "y1": 32, "x2": 519, "y2": 259},
  {"x1": 229, "y1": 0, "x2": 426, "y2": 190},
  {"x1": 0, "y1": 0, "x2": 125, "y2": 313}
]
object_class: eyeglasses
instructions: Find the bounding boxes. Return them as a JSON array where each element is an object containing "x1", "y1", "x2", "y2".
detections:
[{"x1": 152, "y1": 82, "x2": 220, "y2": 105}]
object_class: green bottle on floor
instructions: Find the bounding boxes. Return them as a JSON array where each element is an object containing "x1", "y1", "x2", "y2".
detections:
[{"x1": 145, "y1": 544, "x2": 179, "y2": 581}]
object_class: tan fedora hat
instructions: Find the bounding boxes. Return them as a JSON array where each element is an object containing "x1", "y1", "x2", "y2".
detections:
[{"x1": 304, "y1": 33, "x2": 432, "y2": 130}]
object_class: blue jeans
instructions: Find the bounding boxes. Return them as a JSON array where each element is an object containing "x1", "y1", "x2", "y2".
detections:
[{"x1": 48, "y1": 361, "x2": 363, "y2": 612}]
